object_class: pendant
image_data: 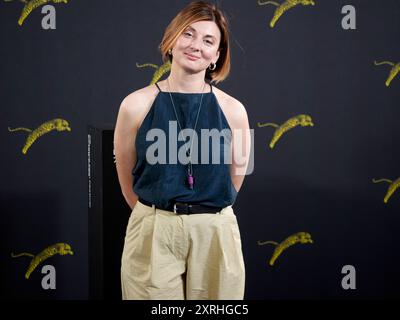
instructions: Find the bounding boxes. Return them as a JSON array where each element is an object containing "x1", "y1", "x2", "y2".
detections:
[
  {"x1": 187, "y1": 162, "x2": 194, "y2": 189},
  {"x1": 187, "y1": 173, "x2": 194, "y2": 189}
]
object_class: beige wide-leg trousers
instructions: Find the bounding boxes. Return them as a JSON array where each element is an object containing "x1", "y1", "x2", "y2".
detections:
[{"x1": 121, "y1": 199, "x2": 245, "y2": 300}]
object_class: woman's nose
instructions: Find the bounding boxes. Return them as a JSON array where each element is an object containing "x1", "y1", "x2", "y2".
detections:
[{"x1": 189, "y1": 38, "x2": 202, "y2": 51}]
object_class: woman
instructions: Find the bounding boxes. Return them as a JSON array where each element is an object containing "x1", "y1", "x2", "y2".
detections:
[{"x1": 114, "y1": 1, "x2": 251, "y2": 300}]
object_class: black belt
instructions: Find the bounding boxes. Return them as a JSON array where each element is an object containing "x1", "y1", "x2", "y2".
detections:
[{"x1": 138, "y1": 197, "x2": 222, "y2": 214}]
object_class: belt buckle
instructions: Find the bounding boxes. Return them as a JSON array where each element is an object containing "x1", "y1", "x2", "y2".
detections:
[{"x1": 173, "y1": 203, "x2": 192, "y2": 214}]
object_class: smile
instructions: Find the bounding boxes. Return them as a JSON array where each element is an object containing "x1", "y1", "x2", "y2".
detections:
[{"x1": 185, "y1": 53, "x2": 200, "y2": 61}]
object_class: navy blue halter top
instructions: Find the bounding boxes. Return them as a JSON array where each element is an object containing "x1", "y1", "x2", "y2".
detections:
[{"x1": 132, "y1": 82, "x2": 238, "y2": 210}]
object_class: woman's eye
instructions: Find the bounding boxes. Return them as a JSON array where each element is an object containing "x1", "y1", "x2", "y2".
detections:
[{"x1": 183, "y1": 31, "x2": 213, "y2": 45}]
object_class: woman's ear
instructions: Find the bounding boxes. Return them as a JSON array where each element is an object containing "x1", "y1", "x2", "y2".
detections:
[{"x1": 215, "y1": 49, "x2": 220, "y2": 63}]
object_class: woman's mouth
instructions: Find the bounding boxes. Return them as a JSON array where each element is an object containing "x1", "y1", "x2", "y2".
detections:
[{"x1": 185, "y1": 53, "x2": 200, "y2": 61}]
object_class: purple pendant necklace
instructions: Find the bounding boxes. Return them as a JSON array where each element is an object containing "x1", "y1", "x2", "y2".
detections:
[{"x1": 167, "y1": 78, "x2": 206, "y2": 190}]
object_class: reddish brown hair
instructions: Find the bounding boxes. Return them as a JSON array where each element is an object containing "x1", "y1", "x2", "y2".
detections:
[{"x1": 159, "y1": 1, "x2": 231, "y2": 84}]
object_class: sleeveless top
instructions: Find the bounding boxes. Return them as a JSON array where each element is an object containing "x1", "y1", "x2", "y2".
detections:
[{"x1": 132, "y1": 81, "x2": 238, "y2": 210}]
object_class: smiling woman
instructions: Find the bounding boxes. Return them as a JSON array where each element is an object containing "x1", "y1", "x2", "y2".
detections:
[
  {"x1": 158, "y1": 1, "x2": 231, "y2": 84},
  {"x1": 114, "y1": 1, "x2": 251, "y2": 301}
]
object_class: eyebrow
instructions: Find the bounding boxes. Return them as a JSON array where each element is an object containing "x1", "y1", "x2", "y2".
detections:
[{"x1": 186, "y1": 26, "x2": 217, "y2": 40}]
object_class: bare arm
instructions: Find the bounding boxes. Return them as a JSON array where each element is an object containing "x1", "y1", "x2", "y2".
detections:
[
  {"x1": 230, "y1": 100, "x2": 251, "y2": 193},
  {"x1": 114, "y1": 95, "x2": 140, "y2": 210}
]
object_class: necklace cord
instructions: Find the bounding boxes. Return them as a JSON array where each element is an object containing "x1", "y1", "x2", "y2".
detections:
[{"x1": 167, "y1": 79, "x2": 206, "y2": 176}]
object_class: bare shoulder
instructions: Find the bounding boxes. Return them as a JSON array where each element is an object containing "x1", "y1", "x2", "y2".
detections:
[
  {"x1": 119, "y1": 83, "x2": 159, "y2": 129},
  {"x1": 212, "y1": 85, "x2": 248, "y2": 129}
]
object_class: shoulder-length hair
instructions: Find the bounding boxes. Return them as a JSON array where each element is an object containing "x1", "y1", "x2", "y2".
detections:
[{"x1": 159, "y1": 1, "x2": 231, "y2": 84}]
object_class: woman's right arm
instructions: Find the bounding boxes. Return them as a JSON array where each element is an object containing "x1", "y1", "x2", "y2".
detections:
[{"x1": 114, "y1": 94, "x2": 141, "y2": 210}]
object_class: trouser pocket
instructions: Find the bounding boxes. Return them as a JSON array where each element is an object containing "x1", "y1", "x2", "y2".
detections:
[{"x1": 121, "y1": 201, "x2": 155, "y2": 271}]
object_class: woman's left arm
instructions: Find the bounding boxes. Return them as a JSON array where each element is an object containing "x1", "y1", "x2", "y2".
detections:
[{"x1": 230, "y1": 100, "x2": 251, "y2": 193}]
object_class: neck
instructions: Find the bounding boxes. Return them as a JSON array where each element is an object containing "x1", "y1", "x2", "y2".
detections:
[{"x1": 167, "y1": 66, "x2": 207, "y2": 93}]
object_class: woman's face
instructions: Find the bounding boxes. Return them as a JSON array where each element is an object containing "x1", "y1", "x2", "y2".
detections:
[{"x1": 171, "y1": 20, "x2": 221, "y2": 74}]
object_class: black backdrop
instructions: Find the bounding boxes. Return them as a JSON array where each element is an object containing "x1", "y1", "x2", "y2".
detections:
[{"x1": 1, "y1": 0, "x2": 399, "y2": 299}]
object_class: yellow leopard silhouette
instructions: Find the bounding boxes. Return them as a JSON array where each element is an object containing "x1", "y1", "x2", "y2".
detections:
[
  {"x1": 257, "y1": 114, "x2": 313, "y2": 148},
  {"x1": 372, "y1": 177, "x2": 400, "y2": 203},
  {"x1": 11, "y1": 243, "x2": 73, "y2": 279},
  {"x1": 4, "y1": 0, "x2": 68, "y2": 26},
  {"x1": 136, "y1": 60, "x2": 171, "y2": 84},
  {"x1": 258, "y1": 0, "x2": 315, "y2": 28},
  {"x1": 258, "y1": 232, "x2": 313, "y2": 266},
  {"x1": 8, "y1": 118, "x2": 71, "y2": 154},
  {"x1": 374, "y1": 60, "x2": 400, "y2": 87}
]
